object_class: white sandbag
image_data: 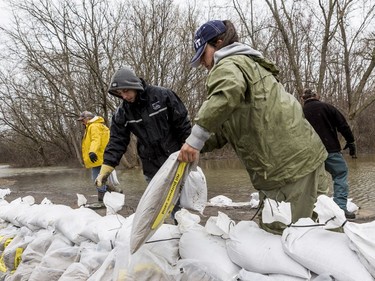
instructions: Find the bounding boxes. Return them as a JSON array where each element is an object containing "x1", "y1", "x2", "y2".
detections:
[
  {"x1": 226, "y1": 221, "x2": 310, "y2": 279},
  {"x1": 249, "y1": 192, "x2": 260, "y2": 208},
  {"x1": 87, "y1": 248, "x2": 116, "y2": 281},
  {"x1": 27, "y1": 204, "x2": 73, "y2": 230},
  {"x1": 175, "y1": 208, "x2": 201, "y2": 233},
  {"x1": 0, "y1": 198, "x2": 32, "y2": 226},
  {"x1": 77, "y1": 194, "x2": 87, "y2": 207},
  {"x1": 282, "y1": 218, "x2": 373, "y2": 281},
  {"x1": 59, "y1": 263, "x2": 90, "y2": 281},
  {"x1": 345, "y1": 222, "x2": 375, "y2": 277},
  {"x1": 0, "y1": 225, "x2": 19, "y2": 252},
  {"x1": 262, "y1": 198, "x2": 292, "y2": 225},
  {"x1": 0, "y1": 189, "x2": 11, "y2": 200},
  {"x1": 179, "y1": 166, "x2": 207, "y2": 214},
  {"x1": 126, "y1": 252, "x2": 223, "y2": 281},
  {"x1": 130, "y1": 151, "x2": 190, "y2": 253},
  {"x1": 103, "y1": 191, "x2": 125, "y2": 215},
  {"x1": 108, "y1": 169, "x2": 120, "y2": 186},
  {"x1": 40, "y1": 197, "x2": 52, "y2": 204},
  {"x1": 54, "y1": 207, "x2": 102, "y2": 244},
  {"x1": 59, "y1": 241, "x2": 111, "y2": 281},
  {"x1": 314, "y1": 195, "x2": 375, "y2": 277},
  {"x1": 205, "y1": 211, "x2": 235, "y2": 239},
  {"x1": 111, "y1": 214, "x2": 135, "y2": 279},
  {"x1": 325, "y1": 196, "x2": 359, "y2": 214},
  {"x1": 346, "y1": 198, "x2": 359, "y2": 213},
  {"x1": 79, "y1": 214, "x2": 128, "y2": 244},
  {"x1": 28, "y1": 233, "x2": 79, "y2": 281},
  {"x1": 0, "y1": 226, "x2": 34, "y2": 273},
  {"x1": 313, "y1": 195, "x2": 349, "y2": 229},
  {"x1": 144, "y1": 224, "x2": 181, "y2": 264},
  {"x1": 118, "y1": 223, "x2": 181, "y2": 280},
  {"x1": 311, "y1": 274, "x2": 336, "y2": 281},
  {"x1": 237, "y1": 268, "x2": 308, "y2": 281},
  {"x1": 21, "y1": 195, "x2": 35, "y2": 205},
  {"x1": 208, "y1": 195, "x2": 232, "y2": 206},
  {"x1": 14, "y1": 204, "x2": 42, "y2": 231},
  {"x1": 0, "y1": 221, "x2": 9, "y2": 230},
  {"x1": 207, "y1": 195, "x2": 250, "y2": 207},
  {"x1": 174, "y1": 259, "x2": 222, "y2": 281},
  {"x1": 179, "y1": 224, "x2": 240, "y2": 280},
  {"x1": 7, "y1": 229, "x2": 55, "y2": 281},
  {"x1": 126, "y1": 247, "x2": 175, "y2": 281},
  {"x1": 113, "y1": 214, "x2": 134, "y2": 248},
  {"x1": 113, "y1": 235, "x2": 132, "y2": 280}
]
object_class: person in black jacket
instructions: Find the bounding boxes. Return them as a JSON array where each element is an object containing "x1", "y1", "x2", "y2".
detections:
[
  {"x1": 95, "y1": 66, "x2": 191, "y2": 188},
  {"x1": 302, "y1": 89, "x2": 357, "y2": 219}
]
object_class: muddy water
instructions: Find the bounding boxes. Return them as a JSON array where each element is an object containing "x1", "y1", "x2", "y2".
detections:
[
  {"x1": 200, "y1": 155, "x2": 375, "y2": 211},
  {"x1": 0, "y1": 154, "x2": 374, "y2": 212}
]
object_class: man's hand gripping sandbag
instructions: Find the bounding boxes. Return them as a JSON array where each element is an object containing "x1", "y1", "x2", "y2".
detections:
[{"x1": 95, "y1": 164, "x2": 115, "y2": 187}]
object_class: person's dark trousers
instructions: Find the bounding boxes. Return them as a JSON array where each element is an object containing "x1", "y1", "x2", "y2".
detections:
[
  {"x1": 324, "y1": 152, "x2": 349, "y2": 211},
  {"x1": 92, "y1": 166, "x2": 107, "y2": 202}
]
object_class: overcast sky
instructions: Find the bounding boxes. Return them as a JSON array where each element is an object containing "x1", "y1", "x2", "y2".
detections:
[{"x1": 0, "y1": 0, "x2": 11, "y2": 27}]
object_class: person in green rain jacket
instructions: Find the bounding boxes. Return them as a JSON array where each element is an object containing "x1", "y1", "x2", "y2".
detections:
[{"x1": 178, "y1": 20, "x2": 329, "y2": 234}]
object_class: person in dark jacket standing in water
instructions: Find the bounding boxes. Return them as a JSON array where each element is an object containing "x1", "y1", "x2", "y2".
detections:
[
  {"x1": 95, "y1": 66, "x2": 191, "y2": 189},
  {"x1": 302, "y1": 88, "x2": 357, "y2": 219},
  {"x1": 178, "y1": 19, "x2": 329, "y2": 235}
]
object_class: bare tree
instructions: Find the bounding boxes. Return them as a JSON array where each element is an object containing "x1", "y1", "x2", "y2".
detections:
[
  {"x1": 0, "y1": 0, "x2": 203, "y2": 166},
  {"x1": 224, "y1": 0, "x2": 375, "y2": 151},
  {"x1": 1, "y1": 0, "x2": 374, "y2": 166},
  {"x1": 335, "y1": 0, "x2": 375, "y2": 120}
]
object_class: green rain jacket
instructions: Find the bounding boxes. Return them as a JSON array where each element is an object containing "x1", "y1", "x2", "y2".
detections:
[{"x1": 186, "y1": 42, "x2": 327, "y2": 191}]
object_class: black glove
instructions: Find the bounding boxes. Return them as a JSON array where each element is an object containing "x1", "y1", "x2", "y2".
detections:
[
  {"x1": 89, "y1": 152, "x2": 98, "y2": 163},
  {"x1": 343, "y1": 142, "x2": 357, "y2": 158}
]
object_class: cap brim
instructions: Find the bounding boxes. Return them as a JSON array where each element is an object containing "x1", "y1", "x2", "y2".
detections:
[
  {"x1": 77, "y1": 117, "x2": 84, "y2": 121},
  {"x1": 190, "y1": 43, "x2": 207, "y2": 68}
]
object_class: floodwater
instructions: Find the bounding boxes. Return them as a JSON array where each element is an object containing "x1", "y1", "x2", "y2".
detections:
[{"x1": 0, "y1": 154, "x2": 374, "y2": 213}]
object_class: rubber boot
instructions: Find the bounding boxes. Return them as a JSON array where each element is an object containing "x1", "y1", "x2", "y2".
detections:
[
  {"x1": 86, "y1": 191, "x2": 106, "y2": 209},
  {"x1": 98, "y1": 190, "x2": 106, "y2": 202}
]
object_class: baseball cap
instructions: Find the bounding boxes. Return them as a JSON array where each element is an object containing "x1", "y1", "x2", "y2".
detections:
[
  {"x1": 77, "y1": 111, "x2": 95, "y2": 121},
  {"x1": 191, "y1": 20, "x2": 226, "y2": 67}
]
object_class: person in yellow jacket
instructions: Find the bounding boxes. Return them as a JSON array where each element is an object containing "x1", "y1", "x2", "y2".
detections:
[{"x1": 77, "y1": 111, "x2": 110, "y2": 207}]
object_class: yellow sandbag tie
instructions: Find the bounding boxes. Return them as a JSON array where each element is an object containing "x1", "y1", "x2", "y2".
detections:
[
  {"x1": 0, "y1": 237, "x2": 13, "y2": 272},
  {"x1": 4, "y1": 238, "x2": 12, "y2": 249},
  {"x1": 12, "y1": 247, "x2": 24, "y2": 273},
  {"x1": 0, "y1": 253, "x2": 7, "y2": 272},
  {"x1": 151, "y1": 162, "x2": 187, "y2": 230}
]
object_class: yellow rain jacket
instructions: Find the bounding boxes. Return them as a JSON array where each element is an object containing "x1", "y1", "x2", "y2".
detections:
[{"x1": 82, "y1": 116, "x2": 110, "y2": 168}]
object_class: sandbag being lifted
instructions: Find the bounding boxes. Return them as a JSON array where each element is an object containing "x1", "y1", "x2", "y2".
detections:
[{"x1": 130, "y1": 151, "x2": 190, "y2": 254}]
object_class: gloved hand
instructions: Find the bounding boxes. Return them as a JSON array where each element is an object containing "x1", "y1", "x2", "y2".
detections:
[
  {"x1": 343, "y1": 142, "x2": 357, "y2": 158},
  {"x1": 95, "y1": 164, "x2": 114, "y2": 187},
  {"x1": 89, "y1": 152, "x2": 98, "y2": 163}
]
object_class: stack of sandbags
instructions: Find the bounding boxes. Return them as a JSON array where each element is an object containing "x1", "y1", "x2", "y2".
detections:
[{"x1": 0, "y1": 190, "x2": 374, "y2": 281}]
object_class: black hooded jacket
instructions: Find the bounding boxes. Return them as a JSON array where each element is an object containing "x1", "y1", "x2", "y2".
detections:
[
  {"x1": 103, "y1": 79, "x2": 191, "y2": 179},
  {"x1": 303, "y1": 99, "x2": 354, "y2": 153}
]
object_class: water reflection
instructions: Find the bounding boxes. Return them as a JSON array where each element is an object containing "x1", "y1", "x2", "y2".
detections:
[{"x1": 0, "y1": 154, "x2": 374, "y2": 210}]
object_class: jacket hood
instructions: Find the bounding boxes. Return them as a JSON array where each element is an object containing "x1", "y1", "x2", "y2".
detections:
[
  {"x1": 87, "y1": 116, "x2": 105, "y2": 125},
  {"x1": 303, "y1": 98, "x2": 320, "y2": 105},
  {"x1": 214, "y1": 42, "x2": 263, "y2": 65},
  {"x1": 109, "y1": 79, "x2": 147, "y2": 104}
]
